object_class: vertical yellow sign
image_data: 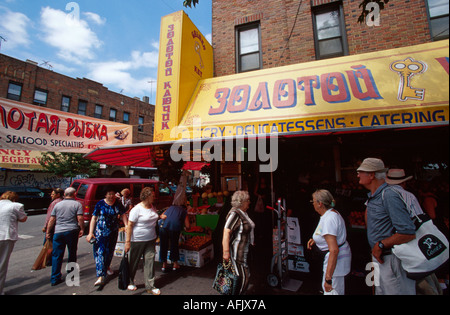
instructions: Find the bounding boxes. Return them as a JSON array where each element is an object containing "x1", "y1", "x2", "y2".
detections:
[{"x1": 154, "y1": 11, "x2": 213, "y2": 142}]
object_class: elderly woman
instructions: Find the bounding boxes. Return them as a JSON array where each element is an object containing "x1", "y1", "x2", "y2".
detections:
[
  {"x1": 124, "y1": 187, "x2": 160, "y2": 295},
  {"x1": 0, "y1": 191, "x2": 27, "y2": 295},
  {"x1": 307, "y1": 189, "x2": 351, "y2": 295},
  {"x1": 86, "y1": 186, "x2": 127, "y2": 286},
  {"x1": 222, "y1": 190, "x2": 255, "y2": 295}
]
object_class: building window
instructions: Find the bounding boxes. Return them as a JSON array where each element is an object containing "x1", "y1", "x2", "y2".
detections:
[
  {"x1": 109, "y1": 108, "x2": 117, "y2": 122},
  {"x1": 313, "y1": 4, "x2": 348, "y2": 59},
  {"x1": 33, "y1": 89, "x2": 48, "y2": 106},
  {"x1": 236, "y1": 23, "x2": 262, "y2": 73},
  {"x1": 138, "y1": 116, "x2": 144, "y2": 132},
  {"x1": 94, "y1": 105, "x2": 103, "y2": 119},
  {"x1": 7, "y1": 82, "x2": 22, "y2": 101},
  {"x1": 123, "y1": 112, "x2": 130, "y2": 124},
  {"x1": 78, "y1": 100, "x2": 87, "y2": 115},
  {"x1": 61, "y1": 96, "x2": 71, "y2": 112},
  {"x1": 427, "y1": 0, "x2": 449, "y2": 41}
]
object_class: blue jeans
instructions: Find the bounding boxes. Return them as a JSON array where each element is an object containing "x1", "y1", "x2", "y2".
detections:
[{"x1": 51, "y1": 229, "x2": 79, "y2": 284}]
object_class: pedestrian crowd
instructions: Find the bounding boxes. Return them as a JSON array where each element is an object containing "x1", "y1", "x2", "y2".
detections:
[{"x1": 0, "y1": 158, "x2": 448, "y2": 295}]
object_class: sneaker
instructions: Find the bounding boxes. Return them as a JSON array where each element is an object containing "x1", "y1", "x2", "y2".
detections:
[
  {"x1": 147, "y1": 288, "x2": 161, "y2": 295},
  {"x1": 107, "y1": 268, "x2": 114, "y2": 276}
]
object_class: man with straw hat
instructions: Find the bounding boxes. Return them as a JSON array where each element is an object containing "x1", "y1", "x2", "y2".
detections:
[
  {"x1": 386, "y1": 168, "x2": 443, "y2": 295},
  {"x1": 357, "y1": 158, "x2": 416, "y2": 294}
]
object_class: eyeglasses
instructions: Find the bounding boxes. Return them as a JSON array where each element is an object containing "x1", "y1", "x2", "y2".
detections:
[{"x1": 310, "y1": 200, "x2": 317, "y2": 204}]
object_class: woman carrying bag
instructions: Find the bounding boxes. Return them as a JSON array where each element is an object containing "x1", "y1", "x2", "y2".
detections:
[
  {"x1": 124, "y1": 187, "x2": 161, "y2": 295},
  {"x1": 222, "y1": 190, "x2": 255, "y2": 295}
]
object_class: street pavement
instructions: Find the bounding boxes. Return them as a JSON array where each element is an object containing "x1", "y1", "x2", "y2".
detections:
[
  {"x1": 5, "y1": 214, "x2": 222, "y2": 295},
  {"x1": 4, "y1": 213, "x2": 374, "y2": 296}
]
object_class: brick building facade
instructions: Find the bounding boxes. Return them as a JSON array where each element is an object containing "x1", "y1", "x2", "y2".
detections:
[
  {"x1": 0, "y1": 53, "x2": 154, "y2": 144},
  {"x1": 212, "y1": 0, "x2": 447, "y2": 76}
]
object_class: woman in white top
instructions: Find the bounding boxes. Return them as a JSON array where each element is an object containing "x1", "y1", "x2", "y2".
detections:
[
  {"x1": 0, "y1": 191, "x2": 27, "y2": 295},
  {"x1": 125, "y1": 187, "x2": 161, "y2": 295},
  {"x1": 307, "y1": 189, "x2": 351, "y2": 295}
]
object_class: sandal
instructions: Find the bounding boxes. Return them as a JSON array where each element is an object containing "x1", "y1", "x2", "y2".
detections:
[
  {"x1": 94, "y1": 277, "x2": 104, "y2": 286},
  {"x1": 127, "y1": 284, "x2": 137, "y2": 291},
  {"x1": 147, "y1": 288, "x2": 161, "y2": 295}
]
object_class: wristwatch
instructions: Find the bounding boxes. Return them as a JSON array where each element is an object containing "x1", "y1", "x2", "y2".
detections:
[
  {"x1": 378, "y1": 241, "x2": 385, "y2": 249},
  {"x1": 325, "y1": 279, "x2": 332, "y2": 285}
]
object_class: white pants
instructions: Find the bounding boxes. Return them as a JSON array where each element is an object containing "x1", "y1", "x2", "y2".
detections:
[
  {"x1": 372, "y1": 254, "x2": 416, "y2": 295},
  {"x1": 322, "y1": 273, "x2": 345, "y2": 295},
  {"x1": 0, "y1": 240, "x2": 16, "y2": 295}
]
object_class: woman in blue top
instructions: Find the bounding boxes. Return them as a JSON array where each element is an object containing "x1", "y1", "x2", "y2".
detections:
[
  {"x1": 159, "y1": 195, "x2": 189, "y2": 271},
  {"x1": 86, "y1": 186, "x2": 127, "y2": 286},
  {"x1": 159, "y1": 171, "x2": 190, "y2": 272}
]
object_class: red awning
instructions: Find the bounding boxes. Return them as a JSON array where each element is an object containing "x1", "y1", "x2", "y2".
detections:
[
  {"x1": 182, "y1": 161, "x2": 210, "y2": 171},
  {"x1": 83, "y1": 142, "x2": 170, "y2": 168}
]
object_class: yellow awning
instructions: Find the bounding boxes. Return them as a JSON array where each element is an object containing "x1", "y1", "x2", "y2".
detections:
[{"x1": 163, "y1": 40, "x2": 448, "y2": 140}]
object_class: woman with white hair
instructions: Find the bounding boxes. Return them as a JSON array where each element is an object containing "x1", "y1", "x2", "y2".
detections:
[
  {"x1": 222, "y1": 190, "x2": 255, "y2": 295},
  {"x1": 307, "y1": 189, "x2": 351, "y2": 295}
]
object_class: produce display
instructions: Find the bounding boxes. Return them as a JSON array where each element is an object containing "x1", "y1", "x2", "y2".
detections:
[
  {"x1": 181, "y1": 235, "x2": 212, "y2": 251},
  {"x1": 348, "y1": 211, "x2": 366, "y2": 228}
]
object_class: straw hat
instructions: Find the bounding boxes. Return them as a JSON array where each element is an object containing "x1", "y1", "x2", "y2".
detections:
[
  {"x1": 386, "y1": 169, "x2": 413, "y2": 185},
  {"x1": 357, "y1": 158, "x2": 388, "y2": 173}
]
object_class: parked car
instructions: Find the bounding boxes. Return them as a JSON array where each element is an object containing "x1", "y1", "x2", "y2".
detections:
[
  {"x1": 0, "y1": 186, "x2": 51, "y2": 214},
  {"x1": 70, "y1": 178, "x2": 174, "y2": 228}
]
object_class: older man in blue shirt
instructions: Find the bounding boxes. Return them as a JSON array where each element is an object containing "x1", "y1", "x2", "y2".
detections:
[{"x1": 357, "y1": 158, "x2": 416, "y2": 295}]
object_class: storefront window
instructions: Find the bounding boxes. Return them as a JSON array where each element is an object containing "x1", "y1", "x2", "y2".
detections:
[
  {"x1": 138, "y1": 116, "x2": 144, "y2": 132},
  {"x1": 33, "y1": 89, "x2": 48, "y2": 106},
  {"x1": 94, "y1": 104, "x2": 103, "y2": 119},
  {"x1": 313, "y1": 5, "x2": 348, "y2": 59},
  {"x1": 236, "y1": 23, "x2": 261, "y2": 73},
  {"x1": 123, "y1": 111, "x2": 130, "y2": 124},
  {"x1": 61, "y1": 96, "x2": 71, "y2": 112},
  {"x1": 109, "y1": 108, "x2": 117, "y2": 122},
  {"x1": 427, "y1": 0, "x2": 449, "y2": 40},
  {"x1": 7, "y1": 82, "x2": 22, "y2": 101},
  {"x1": 78, "y1": 100, "x2": 87, "y2": 115}
]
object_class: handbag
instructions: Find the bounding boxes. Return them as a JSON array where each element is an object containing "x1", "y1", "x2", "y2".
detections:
[
  {"x1": 118, "y1": 253, "x2": 130, "y2": 290},
  {"x1": 32, "y1": 239, "x2": 53, "y2": 270},
  {"x1": 393, "y1": 214, "x2": 449, "y2": 279},
  {"x1": 212, "y1": 259, "x2": 239, "y2": 295},
  {"x1": 384, "y1": 187, "x2": 449, "y2": 280},
  {"x1": 156, "y1": 218, "x2": 165, "y2": 236}
]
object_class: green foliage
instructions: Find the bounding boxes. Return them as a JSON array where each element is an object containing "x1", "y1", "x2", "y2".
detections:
[
  {"x1": 183, "y1": 0, "x2": 199, "y2": 8},
  {"x1": 39, "y1": 152, "x2": 100, "y2": 178}
]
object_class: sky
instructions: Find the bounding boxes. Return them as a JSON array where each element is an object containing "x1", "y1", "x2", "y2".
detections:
[{"x1": 0, "y1": 0, "x2": 212, "y2": 104}]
